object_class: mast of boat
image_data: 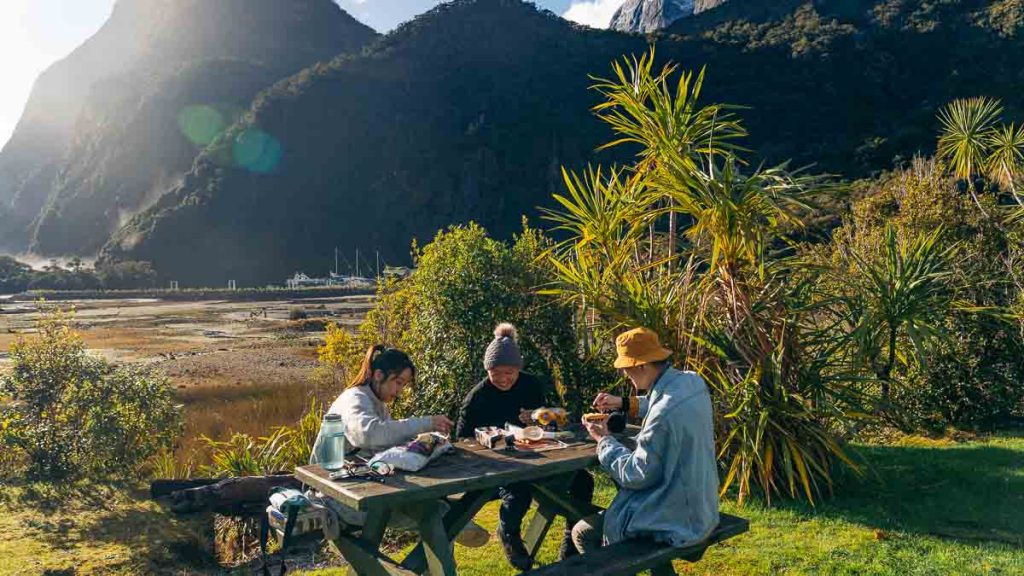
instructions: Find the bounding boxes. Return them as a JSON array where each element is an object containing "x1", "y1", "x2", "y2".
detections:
[{"x1": 355, "y1": 249, "x2": 360, "y2": 277}]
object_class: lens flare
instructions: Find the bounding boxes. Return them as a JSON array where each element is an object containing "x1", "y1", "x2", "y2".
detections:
[
  {"x1": 177, "y1": 105, "x2": 226, "y2": 146},
  {"x1": 232, "y1": 128, "x2": 282, "y2": 174}
]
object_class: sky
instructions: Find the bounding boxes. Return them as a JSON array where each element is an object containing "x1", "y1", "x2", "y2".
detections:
[{"x1": 0, "y1": 0, "x2": 627, "y2": 150}]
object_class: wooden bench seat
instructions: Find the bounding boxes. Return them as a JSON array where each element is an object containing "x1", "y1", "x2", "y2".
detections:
[{"x1": 520, "y1": 513, "x2": 749, "y2": 576}]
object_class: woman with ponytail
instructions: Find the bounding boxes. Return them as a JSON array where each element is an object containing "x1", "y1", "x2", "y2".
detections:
[
  {"x1": 315, "y1": 345, "x2": 488, "y2": 548},
  {"x1": 328, "y1": 344, "x2": 453, "y2": 457}
]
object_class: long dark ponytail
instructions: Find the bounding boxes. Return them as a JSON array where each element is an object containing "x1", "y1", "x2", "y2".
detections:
[{"x1": 348, "y1": 344, "x2": 416, "y2": 389}]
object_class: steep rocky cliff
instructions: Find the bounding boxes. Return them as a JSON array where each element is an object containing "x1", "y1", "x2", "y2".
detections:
[{"x1": 0, "y1": 0, "x2": 377, "y2": 255}]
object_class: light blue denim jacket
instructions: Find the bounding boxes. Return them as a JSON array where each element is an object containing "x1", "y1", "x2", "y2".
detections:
[{"x1": 597, "y1": 366, "x2": 720, "y2": 547}]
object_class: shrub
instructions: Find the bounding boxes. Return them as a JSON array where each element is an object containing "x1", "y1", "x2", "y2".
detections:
[
  {"x1": 288, "y1": 307, "x2": 309, "y2": 321},
  {"x1": 315, "y1": 321, "x2": 360, "y2": 388},
  {"x1": 824, "y1": 158, "x2": 1024, "y2": 431},
  {"x1": 340, "y1": 222, "x2": 610, "y2": 420},
  {"x1": 0, "y1": 305, "x2": 182, "y2": 480},
  {"x1": 318, "y1": 322, "x2": 358, "y2": 369}
]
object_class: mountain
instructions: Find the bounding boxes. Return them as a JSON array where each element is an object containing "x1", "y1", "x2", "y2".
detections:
[
  {"x1": 610, "y1": 0, "x2": 728, "y2": 33},
  {"x1": 94, "y1": 0, "x2": 1024, "y2": 287},
  {"x1": 660, "y1": 0, "x2": 1024, "y2": 167},
  {"x1": 102, "y1": 0, "x2": 641, "y2": 285},
  {"x1": 0, "y1": 0, "x2": 377, "y2": 255}
]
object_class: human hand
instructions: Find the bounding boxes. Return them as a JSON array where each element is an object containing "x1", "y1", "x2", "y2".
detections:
[
  {"x1": 431, "y1": 415, "x2": 454, "y2": 436},
  {"x1": 592, "y1": 393, "x2": 623, "y2": 413},
  {"x1": 582, "y1": 416, "x2": 610, "y2": 442},
  {"x1": 518, "y1": 408, "x2": 533, "y2": 425}
]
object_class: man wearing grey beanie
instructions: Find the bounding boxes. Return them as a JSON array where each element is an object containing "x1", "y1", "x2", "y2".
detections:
[{"x1": 455, "y1": 323, "x2": 594, "y2": 569}]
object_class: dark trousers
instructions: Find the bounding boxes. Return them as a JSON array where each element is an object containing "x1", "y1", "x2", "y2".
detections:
[{"x1": 497, "y1": 471, "x2": 596, "y2": 539}]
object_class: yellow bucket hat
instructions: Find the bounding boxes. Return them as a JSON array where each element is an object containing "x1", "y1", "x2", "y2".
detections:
[{"x1": 613, "y1": 327, "x2": 672, "y2": 369}]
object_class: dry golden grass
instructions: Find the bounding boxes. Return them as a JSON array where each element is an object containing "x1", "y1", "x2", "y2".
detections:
[
  {"x1": 175, "y1": 379, "x2": 337, "y2": 467},
  {"x1": 164, "y1": 342, "x2": 336, "y2": 468}
]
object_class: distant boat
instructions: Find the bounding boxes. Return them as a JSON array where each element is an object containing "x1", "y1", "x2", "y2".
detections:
[
  {"x1": 285, "y1": 272, "x2": 329, "y2": 288},
  {"x1": 383, "y1": 266, "x2": 413, "y2": 279},
  {"x1": 285, "y1": 272, "x2": 375, "y2": 288}
]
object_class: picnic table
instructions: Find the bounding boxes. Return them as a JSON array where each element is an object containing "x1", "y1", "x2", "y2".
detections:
[{"x1": 295, "y1": 433, "x2": 612, "y2": 576}]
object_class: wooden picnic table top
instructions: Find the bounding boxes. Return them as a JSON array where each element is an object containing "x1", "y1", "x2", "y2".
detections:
[{"x1": 296, "y1": 433, "x2": 628, "y2": 512}]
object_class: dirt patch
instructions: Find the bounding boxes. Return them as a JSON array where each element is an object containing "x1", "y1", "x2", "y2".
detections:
[{"x1": 162, "y1": 342, "x2": 319, "y2": 389}]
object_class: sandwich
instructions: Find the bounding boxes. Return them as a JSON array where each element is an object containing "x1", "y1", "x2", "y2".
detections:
[{"x1": 582, "y1": 413, "x2": 610, "y2": 424}]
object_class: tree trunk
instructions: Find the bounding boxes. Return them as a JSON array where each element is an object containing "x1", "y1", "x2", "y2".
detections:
[
  {"x1": 151, "y1": 474, "x2": 301, "y2": 516},
  {"x1": 876, "y1": 328, "x2": 898, "y2": 416}
]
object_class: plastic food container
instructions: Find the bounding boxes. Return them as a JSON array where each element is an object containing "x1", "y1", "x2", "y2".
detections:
[
  {"x1": 475, "y1": 426, "x2": 504, "y2": 448},
  {"x1": 521, "y1": 426, "x2": 545, "y2": 441}
]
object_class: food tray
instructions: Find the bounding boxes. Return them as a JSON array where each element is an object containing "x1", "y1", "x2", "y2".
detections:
[{"x1": 512, "y1": 438, "x2": 570, "y2": 452}]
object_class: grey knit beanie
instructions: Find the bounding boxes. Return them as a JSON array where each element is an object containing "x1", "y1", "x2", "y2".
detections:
[{"x1": 484, "y1": 323, "x2": 523, "y2": 370}]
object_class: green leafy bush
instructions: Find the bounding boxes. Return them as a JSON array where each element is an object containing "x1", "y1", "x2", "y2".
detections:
[
  {"x1": 339, "y1": 222, "x2": 611, "y2": 420},
  {"x1": 823, "y1": 157, "x2": 1024, "y2": 431},
  {"x1": 0, "y1": 305, "x2": 182, "y2": 480}
]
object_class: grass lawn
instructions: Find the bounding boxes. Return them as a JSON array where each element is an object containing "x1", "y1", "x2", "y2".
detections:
[
  {"x1": 305, "y1": 433, "x2": 1024, "y2": 576},
  {"x1": 2, "y1": 433, "x2": 1022, "y2": 575},
  {"x1": 0, "y1": 483, "x2": 216, "y2": 575}
]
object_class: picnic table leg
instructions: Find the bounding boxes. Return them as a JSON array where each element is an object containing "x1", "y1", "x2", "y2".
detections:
[
  {"x1": 522, "y1": 499, "x2": 559, "y2": 559},
  {"x1": 323, "y1": 504, "x2": 395, "y2": 569},
  {"x1": 332, "y1": 537, "x2": 395, "y2": 576},
  {"x1": 532, "y1": 477, "x2": 602, "y2": 523},
  {"x1": 522, "y1": 474, "x2": 603, "y2": 563},
  {"x1": 344, "y1": 506, "x2": 391, "y2": 573},
  {"x1": 401, "y1": 490, "x2": 494, "y2": 574},
  {"x1": 651, "y1": 561, "x2": 677, "y2": 576},
  {"x1": 405, "y1": 500, "x2": 457, "y2": 576},
  {"x1": 521, "y1": 472, "x2": 604, "y2": 564}
]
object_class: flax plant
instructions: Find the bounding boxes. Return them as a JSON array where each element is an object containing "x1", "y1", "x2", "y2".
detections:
[
  {"x1": 824, "y1": 226, "x2": 959, "y2": 416},
  {"x1": 200, "y1": 399, "x2": 323, "y2": 477},
  {"x1": 590, "y1": 50, "x2": 746, "y2": 271},
  {"x1": 545, "y1": 50, "x2": 860, "y2": 504}
]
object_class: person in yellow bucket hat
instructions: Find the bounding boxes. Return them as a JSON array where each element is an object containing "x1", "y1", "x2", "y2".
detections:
[{"x1": 574, "y1": 327, "x2": 720, "y2": 553}]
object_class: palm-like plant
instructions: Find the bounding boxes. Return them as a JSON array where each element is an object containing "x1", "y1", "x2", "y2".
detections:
[
  {"x1": 985, "y1": 122, "x2": 1024, "y2": 203},
  {"x1": 839, "y1": 226, "x2": 958, "y2": 411},
  {"x1": 937, "y1": 97, "x2": 1024, "y2": 215},
  {"x1": 546, "y1": 51, "x2": 860, "y2": 504},
  {"x1": 590, "y1": 50, "x2": 746, "y2": 270},
  {"x1": 668, "y1": 159, "x2": 820, "y2": 274},
  {"x1": 937, "y1": 96, "x2": 1003, "y2": 182},
  {"x1": 590, "y1": 51, "x2": 746, "y2": 175},
  {"x1": 544, "y1": 165, "x2": 683, "y2": 338}
]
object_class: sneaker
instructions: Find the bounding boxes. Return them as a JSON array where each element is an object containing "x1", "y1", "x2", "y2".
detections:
[
  {"x1": 498, "y1": 530, "x2": 533, "y2": 571},
  {"x1": 454, "y1": 520, "x2": 490, "y2": 548},
  {"x1": 558, "y1": 528, "x2": 578, "y2": 561}
]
